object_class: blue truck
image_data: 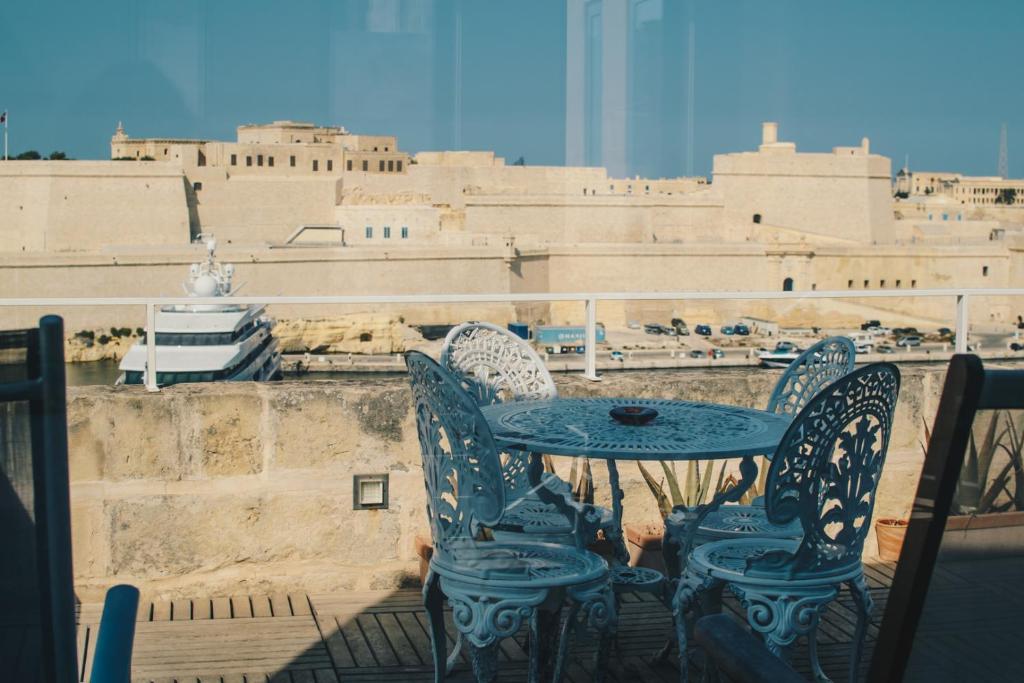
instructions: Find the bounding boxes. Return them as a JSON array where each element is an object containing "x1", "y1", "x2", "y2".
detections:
[{"x1": 534, "y1": 324, "x2": 606, "y2": 345}]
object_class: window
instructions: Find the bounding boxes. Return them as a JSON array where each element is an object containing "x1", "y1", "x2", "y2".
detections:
[
  {"x1": 246, "y1": 156, "x2": 252, "y2": 166},
  {"x1": 401, "y1": 226, "x2": 408, "y2": 239},
  {"x1": 327, "y1": 160, "x2": 333, "y2": 171},
  {"x1": 895, "y1": 279, "x2": 901, "y2": 288},
  {"x1": 387, "y1": 160, "x2": 394, "y2": 172},
  {"x1": 193, "y1": 181, "x2": 202, "y2": 191},
  {"x1": 848, "y1": 279, "x2": 854, "y2": 288},
  {"x1": 257, "y1": 154, "x2": 263, "y2": 166},
  {"x1": 289, "y1": 155, "x2": 295, "y2": 167},
  {"x1": 396, "y1": 160, "x2": 403, "y2": 172},
  {"x1": 983, "y1": 266, "x2": 989, "y2": 276},
  {"x1": 230, "y1": 153, "x2": 237, "y2": 166},
  {"x1": 753, "y1": 213, "x2": 762, "y2": 223},
  {"x1": 383, "y1": 226, "x2": 391, "y2": 239},
  {"x1": 347, "y1": 159, "x2": 353, "y2": 171},
  {"x1": 268, "y1": 156, "x2": 274, "y2": 167},
  {"x1": 198, "y1": 150, "x2": 206, "y2": 167},
  {"x1": 313, "y1": 160, "x2": 319, "y2": 171},
  {"x1": 782, "y1": 277, "x2": 793, "y2": 292},
  {"x1": 864, "y1": 280, "x2": 870, "y2": 288},
  {"x1": 880, "y1": 279, "x2": 886, "y2": 287},
  {"x1": 362, "y1": 160, "x2": 368, "y2": 171},
  {"x1": 163, "y1": 147, "x2": 168, "y2": 155},
  {"x1": 365, "y1": 226, "x2": 372, "y2": 239},
  {"x1": 911, "y1": 279, "x2": 917, "y2": 288},
  {"x1": 359, "y1": 332, "x2": 373, "y2": 342},
  {"x1": 373, "y1": 146, "x2": 378, "y2": 151},
  {"x1": 811, "y1": 283, "x2": 817, "y2": 291},
  {"x1": 379, "y1": 160, "x2": 385, "y2": 171},
  {"x1": 384, "y1": 146, "x2": 389, "y2": 151}
]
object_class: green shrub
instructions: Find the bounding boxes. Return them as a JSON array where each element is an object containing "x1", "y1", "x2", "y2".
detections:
[{"x1": 97, "y1": 335, "x2": 110, "y2": 345}]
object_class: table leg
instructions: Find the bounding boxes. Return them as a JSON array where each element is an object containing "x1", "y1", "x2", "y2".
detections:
[
  {"x1": 663, "y1": 455, "x2": 760, "y2": 578},
  {"x1": 605, "y1": 459, "x2": 630, "y2": 566}
]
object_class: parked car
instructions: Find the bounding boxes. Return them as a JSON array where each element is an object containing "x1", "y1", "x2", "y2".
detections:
[
  {"x1": 671, "y1": 318, "x2": 690, "y2": 335},
  {"x1": 575, "y1": 346, "x2": 585, "y2": 354},
  {"x1": 610, "y1": 350, "x2": 624, "y2": 360},
  {"x1": 893, "y1": 327, "x2": 921, "y2": 336},
  {"x1": 876, "y1": 344, "x2": 895, "y2": 354},
  {"x1": 720, "y1": 325, "x2": 735, "y2": 335},
  {"x1": 560, "y1": 345, "x2": 574, "y2": 354},
  {"x1": 866, "y1": 325, "x2": 891, "y2": 335},
  {"x1": 1011, "y1": 343, "x2": 1024, "y2": 352},
  {"x1": 659, "y1": 324, "x2": 677, "y2": 336},
  {"x1": 733, "y1": 323, "x2": 750, "y2": 335},
  {"x1": 860, "y1": 319, "x2": 881, "y2": 331},
  {"x1": 896, "y1": 335, "x2": 922, "y2": 347},
  {"x1": 854, "y1": 342, "x2": 874, "y2": 354},
  {"x1": 644, "y1": 323, "x2": 662, "y2": 335},
  {"x1": 695, "y1": 324, "x2": 712, "y2": 336},
  {"x1": 545, "y1": 346, "x2": 557, "y2": 354},
  {"x1": 627, "y1": 321, "x2": 641, "y2": 330},
  {"x1": 936, "y1": 327, "x2": 953, "y2": 338},
  {"x1": 710, "y1": 348, "x2": 725, "y2": 359},
  {"x1": 689, "y1": 349, "x2": 704, "y2": 359}
]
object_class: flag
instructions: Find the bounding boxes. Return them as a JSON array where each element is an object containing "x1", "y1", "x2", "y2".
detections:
[{"x1": 0, "y1": 112, "x2": 6, "y2": 126}]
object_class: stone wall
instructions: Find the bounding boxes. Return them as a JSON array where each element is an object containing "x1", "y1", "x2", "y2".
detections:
[{"x1": 68, "y1": 364, "x2": 946, "y2": 602}]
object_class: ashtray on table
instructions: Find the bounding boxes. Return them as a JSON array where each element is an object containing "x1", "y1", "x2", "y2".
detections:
[{"x1": 609, "y1": 406, "x2": 658, "y2": 425}]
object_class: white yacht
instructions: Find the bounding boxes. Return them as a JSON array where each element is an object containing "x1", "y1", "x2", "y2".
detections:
[
  {"x1": 757, "y1": 342, "x2": 802, "y2": 368},
  {"x1": 118, "y1": 238, "x2": 282, "y2": 386}
]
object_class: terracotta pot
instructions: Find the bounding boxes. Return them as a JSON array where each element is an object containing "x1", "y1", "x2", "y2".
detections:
[
  {"x1": 875, "y1": 518, "x2": 908, "y2": 562},
  {"x1": 625, "y1": 522, "x2": 667, "y2": 575},
  {"x1": 414, "y1": 534, "x2": 433, "y2": 585}
]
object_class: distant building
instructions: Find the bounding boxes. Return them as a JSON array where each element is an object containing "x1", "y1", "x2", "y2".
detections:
[{"x1": 896, "y1": 169, "x2": 1024, "y2": 207}]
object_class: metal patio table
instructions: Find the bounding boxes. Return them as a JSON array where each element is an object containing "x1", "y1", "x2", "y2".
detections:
[{"x1": 480, "y1": 397, "x2": 792, "y2": 573}]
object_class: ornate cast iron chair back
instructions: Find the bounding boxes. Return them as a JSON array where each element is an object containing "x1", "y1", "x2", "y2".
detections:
[
  {"x1": 766, "y1": 336, "x2": 856, "y2": 418},
  {"x1": 756, "y1": 362, "x2": 900, "y2": 578},
  {"x1": 441, "y1": 322, "x2": 558, "y2": 499},
  {"x1": 405, "y1": 351, "x2": 506, "y2": 564},
  {"x1": 441, "y1": 322, "x2": 557, "y2": 406}
]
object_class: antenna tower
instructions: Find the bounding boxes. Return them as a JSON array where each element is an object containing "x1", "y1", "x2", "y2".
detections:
[{"x1": 999, "y1": 123, "x2": 1008, "y2": 178}]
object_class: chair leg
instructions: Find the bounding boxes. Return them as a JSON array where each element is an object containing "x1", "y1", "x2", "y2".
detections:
[
  {"x1": 529, "y1": 607, "x2": 560, "y2": 683},
  {"x1": 848, "y1": 575, "x2": 874, "y2": 683},
  {"x1": 422, "y1": 570, "x2": 449, "y2": 683},
  {"x1": 672, "y1": 570, "x2": 719, "y2": 683},
  {"x1": 553, "y1": 601, "x2": 582, "y2": 683},
  {"x1": 807, "y1": 623, "x2": 828, "y2": 683},
  {"x1": 468, "y1": 642, "x2": 500, "y2": 683}
]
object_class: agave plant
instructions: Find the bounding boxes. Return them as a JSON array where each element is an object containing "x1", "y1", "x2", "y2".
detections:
[
  {"x1": 635, "y1": 459, "x2": 744, "y2": 520},
  {"x1": 922, "y1": 411, "x2": 1024, "y2": 515}
]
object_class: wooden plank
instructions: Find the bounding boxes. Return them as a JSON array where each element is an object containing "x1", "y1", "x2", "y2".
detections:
[
  {"x1": 252, "y1": 596, "x2": 273, "y2": 618},
  {"x1": 172, "y1": 598, "x2": 193, "y2": 621},
  {"x1": 289, "y1": 594, "x2": 312, "y2": 617},
  {"x1": 192, "y1": 598, "x2": 213, "y2": 620},
  {"x1": 232, "y1": 595, "x2": 254, "y2": 619},
  {"x1": 270, "y1": 594, "x2": 292, "y2": 617},
  {"x1": 355, "y1": 614, "x2": 400, "y2": 667},
  {"x1": 212, "y1": 596, "x2": 233, "y2": 619},
  {"x1": 336, "y1": 615, "x2": 379, "y2": 668},
  {"x1": 313, "y1": 670, "x2": 340, "y2": 683},
  {"x1": 136, "y1": 598, "x2": 153, "y2": 622},
  {"x1": 151, "y1": 600, "x2": 172, "y2": 622}
]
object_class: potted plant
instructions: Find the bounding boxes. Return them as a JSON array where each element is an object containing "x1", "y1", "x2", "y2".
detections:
[
  {"x1": 629, "y1": 460, "x2": 746, "y2": 573},
  {"x1": 877, "y1": 412, "x2": 1024, "y2": 561}
]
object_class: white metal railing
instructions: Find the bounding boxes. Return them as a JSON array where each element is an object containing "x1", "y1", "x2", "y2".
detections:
[{"x1": 2, "y1": 287, "x2": 1023, "y2": 391}]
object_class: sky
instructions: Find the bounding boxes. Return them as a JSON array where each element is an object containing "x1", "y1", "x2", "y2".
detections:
[{"x1": 0, "y1": 0, "x2": 1021, "y2": 179}]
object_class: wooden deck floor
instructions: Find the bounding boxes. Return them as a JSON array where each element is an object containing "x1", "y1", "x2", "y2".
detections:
[{"x1": 76, "y1": 562, "x2": 896, "y2": 682}]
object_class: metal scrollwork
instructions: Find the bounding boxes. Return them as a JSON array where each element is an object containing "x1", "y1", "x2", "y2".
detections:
[{"x1": 767, "y1": 336, "x2": 857, "y2": 418}]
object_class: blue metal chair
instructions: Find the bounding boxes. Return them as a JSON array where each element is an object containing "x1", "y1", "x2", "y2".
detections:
[
  {"x1": 406, "y1": 350, "x2": 617, "y2": 682},
  {"x1": 441, "y1": 322, "x2": 617, "y2": 547},
  {"x1": 671, "y1": 362, "x2": 900, "y2": 683},
  {"x1": 687, "y1": 336, "x2": 856, "y2": 545},
  {"x1": 0, "y1": 316, "x2": 139, "y2": 682}
]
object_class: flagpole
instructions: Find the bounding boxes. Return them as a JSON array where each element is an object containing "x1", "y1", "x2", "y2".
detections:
[{"x1": 3, "y1": 112, "x2": 7, "y2": 161}]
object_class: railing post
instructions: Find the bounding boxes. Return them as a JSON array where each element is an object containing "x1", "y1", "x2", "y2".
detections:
[
  {"x1": 955, "y1": 293, "x2": 969, "y2": 354},
  {"x1": 583, "y1": 297, "x2": 600, "y2": 381},
  {"x1": 145, "y1": 303, "x2": 159, "y2": 392}
]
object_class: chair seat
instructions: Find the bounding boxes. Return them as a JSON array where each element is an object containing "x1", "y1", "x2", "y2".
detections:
[
  {"x1": 609, "y1": 565, "x2": 664, "y2": 594},
  {"x1": 694, "y1": 505, "x2": 802, "y2": 543},
  {"x1": 689, "y1": 538, "x2": 861, "y2": 586},
  {"x1": 433, "y1": 541, "x2": 609, "y2": 589},
  {"x1": 497, "y1": 499, "x2": 615, "y2": 536}
]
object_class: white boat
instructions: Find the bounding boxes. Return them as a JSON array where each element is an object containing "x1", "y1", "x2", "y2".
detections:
[
  {"x1": 757, "y1": 343, "x2": 801, "y2": 368},
  {"x1": 117, "y1": 237, "x2": 282, "y2": 386}
]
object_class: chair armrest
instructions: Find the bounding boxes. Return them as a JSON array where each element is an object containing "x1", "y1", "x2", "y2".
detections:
[
  {"x1": 89, "y1": 584, "x2": 140, "y2": 683},
  {"x1": 694, "y1": 614, "x2": 805, "y2": 683}
]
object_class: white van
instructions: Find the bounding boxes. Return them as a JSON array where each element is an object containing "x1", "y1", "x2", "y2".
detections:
[{"x1": 847, "y1": 332, "x2": 875, "y2": 353}]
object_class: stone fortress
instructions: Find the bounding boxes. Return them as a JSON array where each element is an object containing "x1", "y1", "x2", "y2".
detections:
[{"x1": 2, "y1": 119, "x2": 1023, "y2": 332}]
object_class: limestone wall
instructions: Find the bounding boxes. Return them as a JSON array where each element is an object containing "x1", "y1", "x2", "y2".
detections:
[
  {"x1": 68, "y1": 365, "x2": 946, "y2": 601},
  {"x1": 0, "y1": 161, "x2": 191, "y2": 252}
]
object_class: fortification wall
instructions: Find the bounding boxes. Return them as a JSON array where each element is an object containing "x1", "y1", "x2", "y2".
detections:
[
  {"x1": 0, "y1": 161, "x2": 190, "y2": 252},
  {"x1": 67, "y1": 366, "x2": 944, "y2": 601}
]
